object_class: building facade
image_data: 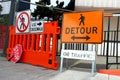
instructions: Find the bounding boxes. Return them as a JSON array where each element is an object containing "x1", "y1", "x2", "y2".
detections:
[
  {"x1": 75, "y1": 0, "x2": 120, "y2": 36},
  {"x1": 75, "y1": 0, "x2": 120, "y2": 12}
]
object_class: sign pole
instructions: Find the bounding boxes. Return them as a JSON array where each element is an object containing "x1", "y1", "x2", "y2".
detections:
[
  {"x1": 13, "y1": 0, "x2": 19, "y2": 25},
  {"x1": 60, "y1": 43, "x2": 65, "y2": 72},
  {"x1": 60, "y1": 57, "x2": 64, "y2": 73},
  {"x1": 91, "y1": 44, "x2": 96, "y2": 76},
  {"x1": 2, "y1": 0, "x2": 17, "y2": 56}
]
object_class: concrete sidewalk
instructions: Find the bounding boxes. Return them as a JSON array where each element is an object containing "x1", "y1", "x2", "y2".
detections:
[
  {"x1": 50, "y1": 70, "x2": 120, "y2": 80},
  {"x1": 0, "y1": 56, "x2": 120, "y2": 80},
  {"x1": 0, "y1": 57, "x2": 59, "y2": 80}
]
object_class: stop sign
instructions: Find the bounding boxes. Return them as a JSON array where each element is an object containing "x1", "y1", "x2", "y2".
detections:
[{"x1": 10, "y1": 44, "x2": 23, "y2": 63}]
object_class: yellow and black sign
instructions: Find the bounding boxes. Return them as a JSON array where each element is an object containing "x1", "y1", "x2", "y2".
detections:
[{"x1": 61, "y1": 10, "x2": 103, "y2": 43}]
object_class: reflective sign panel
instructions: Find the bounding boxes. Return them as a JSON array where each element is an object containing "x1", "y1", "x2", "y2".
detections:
[{"x1": 61, "y1": 10, "x2": 103, "y2": 43}]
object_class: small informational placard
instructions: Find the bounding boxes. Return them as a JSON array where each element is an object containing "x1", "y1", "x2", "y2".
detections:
[
  {"x1": 61, "y1": 50, "x2": 96, "y2": 60},
  {"x1": 30, "y1": 20, "x2": 44, "y2": 33}
]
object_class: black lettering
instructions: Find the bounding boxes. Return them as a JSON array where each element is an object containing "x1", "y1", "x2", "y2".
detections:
[
  {"x1": 65, "y1": 28, "x2": 70, "y2": 34},
  {"x1": 33, "y1": 23, "x2": 36, "y2": 26},
  {"x1": 71, "y1": 27, "x2": 75, "y2": 34},
  {"x1": 40, "y1": 28, "x2": 43, "y2": 31},
  {"x1": 65, "y1": 26, "x2": 98, "y2": 35},
  {"x1": 80, "y1": 27, "x2": 85, "y2": 34},
  {"x1": 92, "y1": 26, "x2": 97, "y2": 34},
  {"x1": 76, "y1": 27, "x2": 79, "y2": 34},
  {"x1": 86, "y1": 27, "x2": 91, "y2": 34},
  {"x1": 37, "y1": 28, "x2": 40, "y2": 30}
]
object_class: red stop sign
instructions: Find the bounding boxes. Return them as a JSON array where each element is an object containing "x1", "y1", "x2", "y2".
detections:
[{"x1": 10, "y1": 44, "x2": 23, "y2": 63}]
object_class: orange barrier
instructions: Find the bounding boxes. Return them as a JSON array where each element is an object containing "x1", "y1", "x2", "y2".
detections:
[
  {"x1": 6, "y1": 21, "x2": 60, "y2": 70},
  {"x1": 99, "y1": 69, "x2": 120, "y2": 76}
]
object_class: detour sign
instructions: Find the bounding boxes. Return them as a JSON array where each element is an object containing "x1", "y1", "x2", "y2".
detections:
[{"x1": 61, "y1": 10, "x2": 103, "y2": 43}]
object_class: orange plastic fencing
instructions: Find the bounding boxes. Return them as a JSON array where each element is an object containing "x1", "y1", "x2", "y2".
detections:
[
  {"x1": 6, "y1": 21, "x2": 60, "y2": 70},
  {"x1": 99, "y1": 70, "x2": 120, "y2": 76}
]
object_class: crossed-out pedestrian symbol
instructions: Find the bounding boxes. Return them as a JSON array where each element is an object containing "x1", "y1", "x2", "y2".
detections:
[
  {"x1": 20, "y1": 15, "x2": 25, "y2": 30},
  {"x1": 16, "y1": 11, "x2": 30, "y2": 32}
]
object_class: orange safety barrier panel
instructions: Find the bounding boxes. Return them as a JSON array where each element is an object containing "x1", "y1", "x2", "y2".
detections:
[
  {"x1": 6, "y1": 21, "x2": 60, "y2": 70},
  {"x1": 99, "y1": 69, "x2": 120, "y2": 76}
]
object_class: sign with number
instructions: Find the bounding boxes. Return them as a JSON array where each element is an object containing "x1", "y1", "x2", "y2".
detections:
[
  {"x1": 61, "y1": 10, "x2": 103, "y2": 43},
  {"x1": 30, "y1": 20, "x2": 44, "y2": 33},
  {"x1": 16, "y1": 10, "x2": 30, "y2": 33}
]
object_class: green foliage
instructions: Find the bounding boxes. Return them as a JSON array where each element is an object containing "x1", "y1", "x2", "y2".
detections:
[
  {"x1": 32, "y1": 0, "x2": 74, "y2": 26},
  {"x1": 0, "y1": 15, "x2": 9, "y2": 25},
  {"x1": 0, "y1": 5, "x2": 8, "y2": 26},
  {"x1": 64, "y1": 0, "x2": 75, "y2": 11},
  {"x1": 0, "y1": 4, "x2": 2, "y2": 12},
  {"x1": 32, "y1": 0, "x2": 52, "y2": 19}
]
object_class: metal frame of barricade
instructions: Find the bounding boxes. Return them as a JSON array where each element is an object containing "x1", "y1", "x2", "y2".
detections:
[
  {"x1": 60, "y1": 43, "x2": 97, "y2": 76},
  {"x1": 6, "y1": 21, "x2": 60, "y2": 70}
]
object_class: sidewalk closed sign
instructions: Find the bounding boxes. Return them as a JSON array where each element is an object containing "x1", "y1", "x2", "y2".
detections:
[
  {"x1": 61, "y1": 10, "x2": 103, "y2": 43},
  {"x1": 30, "y1": 21, "x2": 44, "y2": 33}
]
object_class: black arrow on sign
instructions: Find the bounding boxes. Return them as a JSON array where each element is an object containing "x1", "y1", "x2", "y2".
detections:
[
  {"x1": 37, "y1": 22, "x2": 42, "y2": 26},
  {"x1": 71, "y1": 35, "x2": 90, "y2": 41}
]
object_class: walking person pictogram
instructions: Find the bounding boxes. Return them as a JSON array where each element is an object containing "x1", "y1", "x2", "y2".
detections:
[
  {"x1": 20, "y1": 15, "x2": 25, "y2": 29},
  {"x1": 79, "y1": 14, "x2": 85, "y2": 26}
]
